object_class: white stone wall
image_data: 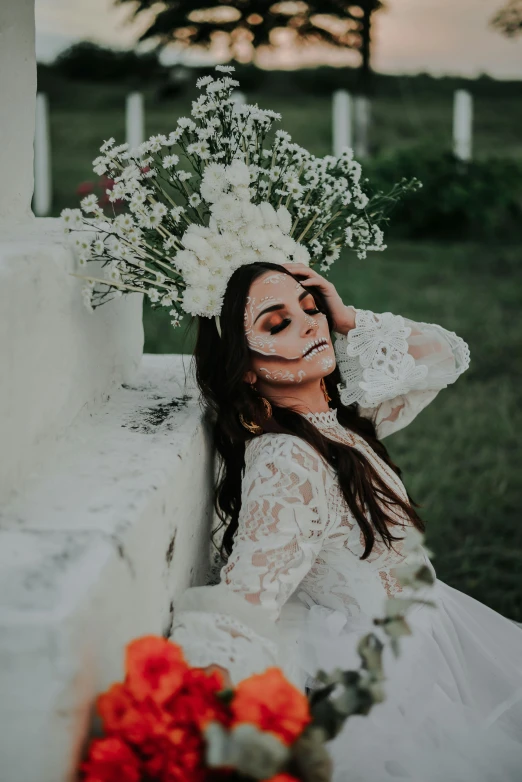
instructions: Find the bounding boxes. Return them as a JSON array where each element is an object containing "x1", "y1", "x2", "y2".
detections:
[
  {"x1": 0, "y1": 219, "x2": 143, "y2": 505},
  {"x1": 0, "y1": 0, "x2": 36, "y2": 225},
  {"x1": 0, "y1": 353, "x2": 215, "y2": 782}
]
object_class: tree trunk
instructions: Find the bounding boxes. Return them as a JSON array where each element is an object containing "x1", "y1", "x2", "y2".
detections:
[{"x1": 358, "y1": 5, "x2": 373, "y2": 96}]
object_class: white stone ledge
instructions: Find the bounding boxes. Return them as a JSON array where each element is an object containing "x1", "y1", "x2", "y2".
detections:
[
  {"x1": 0, "y1": 218, "x2": 144, "y2": 505},
  {"x1": 0, "y1": 354, "x2": 215, "y2": 782}
]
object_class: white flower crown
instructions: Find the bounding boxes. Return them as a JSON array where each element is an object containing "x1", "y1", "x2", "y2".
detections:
[{"x1": 62, "y1": 65, "x2": 418, "y2": 327}]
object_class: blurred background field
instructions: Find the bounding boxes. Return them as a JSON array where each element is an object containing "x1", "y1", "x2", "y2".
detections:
[{"x1": 35, "y1": 3, "x2": 522, "y2": 620}]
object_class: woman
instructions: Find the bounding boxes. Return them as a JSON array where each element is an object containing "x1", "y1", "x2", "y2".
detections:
[{"x1": 171, "y1": 260, "x2": 522, "y2": 781}]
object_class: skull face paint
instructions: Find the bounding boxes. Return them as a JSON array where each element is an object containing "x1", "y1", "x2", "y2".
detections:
[{"x1": 245, "y1": 270, "x2": 336, "y2": 386}]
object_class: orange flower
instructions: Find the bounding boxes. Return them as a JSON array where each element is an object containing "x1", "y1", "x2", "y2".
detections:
[
  {"x1": 125, "y1": 636, "x2": 188, "y2": 704},
  {"x1": 231, "y1": 668, "x2": 311, "y2": 746},
  {"x1": 80, "y1": 737, "x2": 141, "y2": 782}
]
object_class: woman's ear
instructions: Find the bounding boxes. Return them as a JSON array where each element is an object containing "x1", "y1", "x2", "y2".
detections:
[{"x1": 243, "y1": 370, "x2": 257, "y2": 386}]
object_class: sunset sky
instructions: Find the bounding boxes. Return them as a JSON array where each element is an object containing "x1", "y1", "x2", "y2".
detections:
[{"x1": 35, "y1": 0, "x2": 522, "y2": 79}]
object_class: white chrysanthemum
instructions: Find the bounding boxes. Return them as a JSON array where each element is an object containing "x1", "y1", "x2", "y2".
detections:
[
  {"x1": 216, "y1": 64, "x2": 235, "y2": 73},
  {"x1": 152, "y1": 203, "x2": 167, "y2": 218},
  {"x1": 162, "y1": 154, "x2": 179, "y2": 169},
  {"x1": 189, "y1": 223, "x2": 211, "y2": 238},
  {"x1": 114, "y1": 213, "x2": 134, "y2": 232},
  {"x1": 268, "y1": 248, "x2": 290, "y2": 266},
  {"x1": 293, "y1": 243, "x2": 311, "y2": 264},
  {"x1": 173, "y1": 249, "x2": 199, "y2": 273},
  {"x1": 170, "y1": 206, "x2": 185, "y2": 223},
  {"x1": 181, "y1": 286, "x2": 212, "y2": 316},
  {"x1": 225, "y1": 159, "x2": 250, "y2": 187},
  {"x1": 147, "y1": 288, "x2": 161, "y2": 303},
  {"x1": 187, "y1": 141, "x2": 211, "y2": 160},
  {"x1": 276, "y1": 205, "x2": 292, "y2": 234},
  {"x1": 354, "y1": 193, "x2": 369, "y2": 210},
  {"x1": 61, "y1": 208, "x2": 83, "y2": 230},
  {"x1": 166, "y1": 129, "x2": 183, "y2": 145},
  {"x1": 163, "y1": 236, "x2": 177, "y2": 251},
  {"x1": 178, "y1": 171, "x2": 192, "y2": 182},
  {"x1": 189, "y1": 193, "x2": 202, "y2": 208},
  {"x1": 184, "y1": 264, "x2": 214, "y2": 288},
  {"x1": 80, "y1": 194, "x2": 98, "y2": 213},
  {"x1": 233, "y1": 185, "x2": 252, "y2": 202},
  {"x1": 276, "y1": 234, "x2": 297, "y2": 256},
  {"x1": 177, "y1": 117, "x2": 196, "y2": 131},
  {"x1": 92, "y1": 238, "x2": 105, "y2": 255},
  {"x1": 181, "y1": 231, "x2": 214, "y2": 261},
  {"x1": 196, "y1": 75, "x2": 214, "y2": 89},
  {"x1": 210, "y1": 195, "x2": 245, "y2": 227},
  {"x1": 257, "y1": 202, "x2": 277, "y2": 226}
]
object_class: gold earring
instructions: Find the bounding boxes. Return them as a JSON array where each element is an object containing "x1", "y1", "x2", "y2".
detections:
[
  {"x1": 239, "y1": 390, "x2": 273, "y2": 435},
  {"x1": 239, "y1": 414, "x2": 263, "y2": 435},
  {"x1": 321, "y1": 378, "x2": 331, "y2": 403}
]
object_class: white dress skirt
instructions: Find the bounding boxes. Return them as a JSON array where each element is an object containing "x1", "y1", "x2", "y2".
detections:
[{"x1": 171, "y1": 307, "x2": 522, "y2": 780}]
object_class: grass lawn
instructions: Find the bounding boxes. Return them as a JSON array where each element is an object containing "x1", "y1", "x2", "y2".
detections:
[{"x1": 144, "y1": 239, "x2": 522, "y2": 621}]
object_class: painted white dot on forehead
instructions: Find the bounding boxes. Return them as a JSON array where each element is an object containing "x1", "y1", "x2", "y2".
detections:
[{"x1": 262, "y1": 273, "x2": 288, "y2": 285}]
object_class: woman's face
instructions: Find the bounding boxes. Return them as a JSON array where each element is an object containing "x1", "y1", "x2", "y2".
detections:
[{"x1": 244, "y1": 270, "x2": 335, "y2": 385}]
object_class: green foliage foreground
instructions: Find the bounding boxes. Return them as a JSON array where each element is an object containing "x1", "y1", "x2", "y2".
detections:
[{"x1": 144, "y1": 240, "x2": 522, "y2": 621}]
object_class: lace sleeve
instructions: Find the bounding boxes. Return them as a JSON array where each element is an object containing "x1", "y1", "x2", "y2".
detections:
[
  {"x1": 334, "y1": 308, "x2": 470, "y2": 439},
  {"x1": 170, "y1": 436, "x2": 330, "y2": 685}
]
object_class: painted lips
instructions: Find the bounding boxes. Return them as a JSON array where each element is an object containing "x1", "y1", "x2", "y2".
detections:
[{"x1": 303, "y1": 338, "x2": 329, "y2": 360}]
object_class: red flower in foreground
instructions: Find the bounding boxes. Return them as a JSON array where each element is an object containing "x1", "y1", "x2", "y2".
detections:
[
  {"x1": 165, "y1": 667, "x2": 229, "y2": 730},
  {"x1": 232, "y1": 668, "x2": 311, "y2": 746},
  {"x1": 266, "y1": 776, "x2": 301, "y2": 782},
  {"x1": 125, "y1": 636, "x2": 189, "y2": 705},
  {"x1": 81, "y1": 737, "x2": 141, "y2": 782},
  {"x1": 97, "y1": 682, "x2": 166, "y2": 745},
  {"x1": 141, "y1": 725, "x2": 207, "y2": 782}
]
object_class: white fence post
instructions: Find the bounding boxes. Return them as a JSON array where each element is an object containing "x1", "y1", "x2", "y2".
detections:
[
  {"x1": 231, "y1": 90, "x2": 246, "y2": 106},
  {"x1": 453, "y1": 89, "x2": 473, "y2": 162},
  {"x1": 126, "y1": 92, "x2": 145, "y2": 150},
  {"x1": 33, "y1": 93, "x2": 52, "y2": 217},
  {"x1": 354, "y1": 95, "x2": 371, "y2": 159},
  {"x1": 332, "y1": 90, "x2": 353, "y2": 156}
]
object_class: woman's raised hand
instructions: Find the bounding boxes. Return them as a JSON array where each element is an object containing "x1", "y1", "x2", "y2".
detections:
[{"x1": 282, "y1": 262, "x2": 356, "y2": 335}]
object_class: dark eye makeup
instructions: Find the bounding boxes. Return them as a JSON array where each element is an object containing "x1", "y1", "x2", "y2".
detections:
[{"x1": 268, "y1": 306, "x2": 321, "y2": 335}]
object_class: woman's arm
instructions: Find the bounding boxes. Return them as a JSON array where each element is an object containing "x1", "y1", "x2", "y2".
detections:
[
  {"x1": 169, "y1": 436, "x2": 330, "y2": 686},
  {"x1": 334, "y1": 307, "x2": 470, "y2": 438},
  {"x1": 280, "y1": 262, "x2": 470, "y2": 439}
]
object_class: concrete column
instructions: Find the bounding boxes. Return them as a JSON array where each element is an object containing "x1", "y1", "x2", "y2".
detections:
[
  {"x1": 232, "y1": 90, "x2": 246, "y2": 106},
  {"x1": 332, "y1": 90, "x2": 353, "y2": 157},
  {"x1": 354, "y1": 95, "x2": 371, "y2": 159},
  {"x1": 453, "y1": 89, "x2": 473, "y2": 162},
  {"x1": 126, "y1": 92, "x2": 145, "y2": 150},
  {"x1": 0, "y1": 0, "x2": 36, "y2": 224},
  {"x1": 33, "y1": 93, "x2": 52, "y2": 217}
]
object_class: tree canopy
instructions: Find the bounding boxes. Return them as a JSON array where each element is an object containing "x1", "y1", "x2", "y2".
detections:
[
  {"x1": 116, "y1": 1, "x2": 384, "y2": 88},
  {"x1": 491, "y1": 0, "x2": 522, "y2": 36}
]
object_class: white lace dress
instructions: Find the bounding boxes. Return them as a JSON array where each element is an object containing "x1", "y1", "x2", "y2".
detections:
[{"x1": 171, "y1": 307, "x2": 522, "y2": 781}]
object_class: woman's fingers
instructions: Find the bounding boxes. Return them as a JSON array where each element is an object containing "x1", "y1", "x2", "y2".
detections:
[{"x1": 281, "y1": 262, "x2": 329, "y2": 287}]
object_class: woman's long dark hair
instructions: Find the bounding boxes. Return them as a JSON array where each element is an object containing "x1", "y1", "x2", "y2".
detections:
[{"x1": 193, "y1": 261, "x2": 425, "y2": 560}]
